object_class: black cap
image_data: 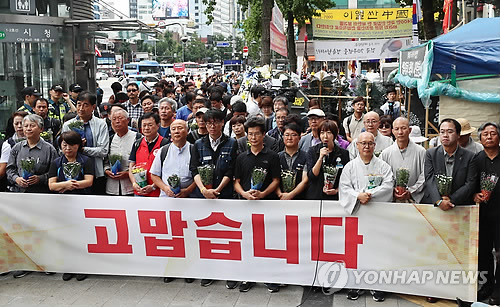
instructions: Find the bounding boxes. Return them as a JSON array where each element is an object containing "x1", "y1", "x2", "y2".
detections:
[
  {"x1": 386, "y1": 86, "x2": 397, "y2": 94},
  {"x1": 50, "y1": 84, "x2": 64, "y2": 92},
  {"x1": 251, "y1": 85, "x2": 266, "y2": 96},
  {"x1": 99, "y1": 103, "x2": 111, "y2": 116},
  {"x1": 21, "y1": 86, "x2": 42, "y2": 97},
  {"x1": 69, "y1": 83, "x2": 83, "y2": 92}
]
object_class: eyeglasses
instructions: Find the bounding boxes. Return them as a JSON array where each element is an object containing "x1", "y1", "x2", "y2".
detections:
[
  {"x1": 380, "y1": 124, "x2": 391, "y2": 129},
  {"x1": 205, "y1": 121, "x2": 222, "y2": 127},
  {"x1": 364, "y1": 120, "x2": 379, "y2": 125},
  {"x1": 358, "y1": 141, "x2": 375, "y2": 147},
  {"x1": 127, "y1": 89, "x2": 138, "y2": 93},
  {"x1": 283, "y1": 133, "x2": 299, "y2": 138}
]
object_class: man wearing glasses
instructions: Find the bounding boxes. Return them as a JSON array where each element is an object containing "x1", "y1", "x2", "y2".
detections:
[
  {"x1": 124, "y1": 83, "x2": 143, "y2": 129},
  {"x1": 347, "y1": 111, "x2": 393, "y2": 159}
]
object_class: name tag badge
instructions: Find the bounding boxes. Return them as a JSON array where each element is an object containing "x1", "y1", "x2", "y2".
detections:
[
  {"x1": 203, "y1": 156, "x2": 212, "y2": 161},
  {"x1": 221, "y1": 151, "x2": 230, "y2": 155}
]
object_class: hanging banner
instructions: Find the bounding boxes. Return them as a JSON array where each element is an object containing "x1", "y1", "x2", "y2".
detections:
[
  {"x1": 312, "y1": 18, "x2": 412, "y2": 39},
  {"x1": 270, "y1": 4, "x2": 288, "y2": 57},
  {"x1": 399, "y1": 43, "x2": 428, "y2": 78},
  {"x1": 318, "y1": 8, "x2": 412, "y2": 21},
  {"x1": 314, "y1": 38, "x2": 412, "y2": 61},
  {"x1": 0, "y1": 194, "x2": 478, "y2": 301}
]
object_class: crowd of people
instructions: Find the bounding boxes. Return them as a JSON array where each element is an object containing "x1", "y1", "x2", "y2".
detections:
[{"x1": 0, "y1": 76, "x2": 498, "y2": 305}]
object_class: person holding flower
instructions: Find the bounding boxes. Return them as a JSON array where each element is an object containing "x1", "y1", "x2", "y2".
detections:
[
  {"x1": 306, "y1": 120, "x2": 350, "y2": 200},
  {"x1": 7, "y1": 114, "x2": 58, "y2": 193},
  {"x1": 380, "y1": 117, "x2": 426, "y2": 203},
  {"x1": 472, "y1": 122, "x2": 500, "y2": 304},
  {"x1": 48, "y1": 130, "x2": 94, "y2": 195},
  {"x1": 422, "y1": 118, "x2": 477, "y2": 211}
]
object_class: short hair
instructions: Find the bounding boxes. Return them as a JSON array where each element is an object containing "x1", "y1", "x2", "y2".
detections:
[
  {"x1": 439, "y1": 118, "x2": 461, "y2": 135},
  {"x1": 34, "y1": 97, "x2": 49, "y2": 107},
  {"x1": 12, "y1": 111, "x2": 28, "y2": 120},
  {"x1": 111, "y1": 82, "x2": 122, "y2": 94},
  {"x1": 126, "y1": 82, "x2": 139, "y2": 90},
  {"x1": 185, "y1": 91, "x2": 196, "y2": 104},
  {"x1": 59, "y1": 131, "x2": 83, "y2": 152},
  {"x1": 283, "y1": 123, "x2": 302, "y2": 135},
  {"x1": 222, "y1": 94, "x2": 232, "y2": 107},
  {"x1": 141, "y1": 112, "x2": 160, "y2": 125},
  {"x1": 232, "y1": 101, "x2": 247, "y2": 113},
  {"x1": 164, "y1": 87, "x2": 175, "y2": 96},
  {"x1": 478, "y1": 122, "x2": 500, "y2": 141},
  {"x1": 184, "y1": 81, "x2": 195, "y2": 90},
  {"x1": 251, "y1": 86, "x2": 265, "y2": 99},
  {"x1": 210, "y1": 91, "x2": 223, "y2": 103},
  {"x1": 139, "y1": 90, "x2": 150, "y2": 100},
  {"x1": 158, "y1": 97, "x2": 178, "y2": 112},
  {"x1": 245, "y1": 115, "x2": 266, "y2": 134},
  {"x1": 111, "y1": 107, "x2": 129, "y2": 119},
  {"x1": 22, "y1": 114, "x2": 44, "y2": 130},
  {"x1": 77, "y1": 91, "x2": 97, "y2": 105},
  {"x1": 283, "y1": 114, "x2": 302, "y2": 126},
  {"x1": 353, "y1": 96, "x2": 365, "y2": 104},
  {"x1": 229, "y1": 115, "x2": 246, "y2": 127},
  {"x1": 273, "y1": 96, "x2": 288, "y2": 106},
  {"x1": 319, "y1": 120, "x2": 338, "y2": 138},
  {"x1": 259, "y1": 96, "x2": 273, "y2": 109},
  {"x1": 380, "y1": 115, "x2": 393, "y2": 128},
  {"x1": 276, "y1": 107, "x2": 289, "y2": 115},
  {"x1": 203, "y1": 108, "x2": 225, "y2": 122},
  {"x1": 193, "y1": 98, "x2": 209, "y2": 108},
  {"x1": 309, "y1": 98, "x2": 320, "y2": 109}
]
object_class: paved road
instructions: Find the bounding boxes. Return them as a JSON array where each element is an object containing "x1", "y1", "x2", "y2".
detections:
[{"x1": 0, "y1": 272, "x2": 443, "y2": 307}]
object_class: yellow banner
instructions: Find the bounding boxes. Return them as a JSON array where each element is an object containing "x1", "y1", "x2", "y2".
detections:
[
  {"x1": 312, "y1": 18, "x2": 412, "y2": 39},
  {"x1": 318, "y1": 8, "x2": 412, "y2": 21}
]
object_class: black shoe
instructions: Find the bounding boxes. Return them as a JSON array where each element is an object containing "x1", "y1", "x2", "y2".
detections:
[
  {"x1": 200, "y1": 279, "x2": 213, "y2": 287},
  {"x1": 370, "y1": 290, "x2": 386, "y2": 302},
  {"x1": 489, "y1": 287, "x2": 500, "y2": 305},
  {"x1": 347, "y1": 289, "x2": 364, "y2": 300},
  {"x1": 76, "y1": 274, "x2": 88, "y2": 281},
  {"x1": 44, "y1": 272, "x2": 56, "y2": 275},
  {"x1": 0, "y1": 272, "x2": 10, "y2": 276},
  {"x1": 426, "y1": 297, "x2": 438, "y2": 303},
  {"x1": 62, "y1": 273, "x2": 74, "y2": 281},
  {"x1": 456, "y1": 297, "x2": 472, "y2": 307},
  {"x1": 239, "y1": 281, "x2": 255, "y2": 292},
  {"x1": 266, "y1": 283, "x2": 280, "y2": 293},
  {"x1": 163, "y1": 277, "x2": 175, "y2": 283},
  {"x1": 184, "y1": 278, "x2": 194, "y2": 283},
  {"x1": 13, "y1": 271, "x2": 31, "y2": 278},
  {"x1": 226, "y1": 280, "x2": 238, "y2": 289},
  {"x1": 478, "y1": 283, "x2": 495, "y2": 301}
]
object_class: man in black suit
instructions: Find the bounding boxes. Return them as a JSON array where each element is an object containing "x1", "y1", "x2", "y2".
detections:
[{"x1": 423, "y1": 118, "x2": 477, "y2": 210}]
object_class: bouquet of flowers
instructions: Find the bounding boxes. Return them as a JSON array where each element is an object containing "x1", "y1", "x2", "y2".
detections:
[
  {"x1": 20, "y1": 157, "x2": 35, "y2": 180},
  {"x1": 251, "y1": 167, "x2": 267, "y2": 190},
  {"x1": 167, "y1": 174, "x2": 181, "y2": 194},
  {"x1": 40, "y1": 130, "x2": 53, "y2": 143},
  {"x1": 68, "y1": 120, "x2": 85, "y2": 139},
  {"x1": 189, "y1": 120, "x2": 198, "y2": 131},
  {"x1": 366, "y1": 174, "x2": 383, "y2": 190},
  {"x1": 374, "y1": 151, "x2": 382, "y2": 158},
  {"x1": 435, "y1": 174, "x2": 453, "y2": 197},
  {"x1": 480, "y1": 172, "x2": 498, "y2": 202},
  {"x1": 323, "y1": 165, "x2": 339, "y2": 190},
  {"x1": 281, "y1": 170, "x2": 296, "y2": 193},
  {"x1": 63, "y1": 161, "x2": 82, "y2": 181},
  {"x1": 395, "y1": 167, "x2": 410, "y2": 194},
  {"x1": 197, "y1": 164, "x2": 214, "y2": 189},
  {"x1": 131, "y1": 163, "x2": 148, "y2": 188},
  {"x1": 109, "y1": 154, "x2": 122, "y2": 176}
]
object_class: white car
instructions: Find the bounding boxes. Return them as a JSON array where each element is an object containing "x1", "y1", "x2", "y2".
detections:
[{"x1": 96, "y1": 72, "x2": 109, "y2": 80}]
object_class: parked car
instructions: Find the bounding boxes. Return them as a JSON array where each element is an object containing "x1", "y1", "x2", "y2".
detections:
[{"x1": 96, "y1": 72, "x2": 109, "y2": 80}]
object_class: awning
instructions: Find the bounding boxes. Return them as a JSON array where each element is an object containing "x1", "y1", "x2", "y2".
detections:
[{"x1": 64, "y1": 18, "x2": 162, "y2": 34}]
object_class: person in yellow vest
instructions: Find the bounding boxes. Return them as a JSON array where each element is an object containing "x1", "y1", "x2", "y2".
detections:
[
  {"x1": 48, "y1": 84, "x2": 77, "y2": 121},
  {"x1": 17, "y1": 87, "x2": 42, "y2": 114}
]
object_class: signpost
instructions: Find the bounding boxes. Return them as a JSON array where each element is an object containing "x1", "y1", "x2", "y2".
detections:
[{"x1": 216, "y1": 41, "x2": 230, "y2": 48}]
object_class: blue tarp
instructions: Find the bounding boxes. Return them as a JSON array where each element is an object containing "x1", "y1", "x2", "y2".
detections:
[{"x1": 431, "y1": 17, "x2": 500, "y2": 75}]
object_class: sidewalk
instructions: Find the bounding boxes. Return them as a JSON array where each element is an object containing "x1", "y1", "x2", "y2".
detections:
[{"x1": 0, "y1": 272, "x2": 454, "y2": 307}]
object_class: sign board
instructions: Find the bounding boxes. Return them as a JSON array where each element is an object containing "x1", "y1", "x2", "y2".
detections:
[
  {"x1": 0, "y1": 24, "x2": 58, "y2": 43},
  {"x1": 317, "y1": 8, "x2": 412, "y2": 21},
  {"x1": 216, "y1": 41, "x2": 230, "y2": 48},
  {"x1": 223, "y1": 60, "x2": 241, "y2": 65},
  {"x1": 270, "y1": 4, "x2": 287, "y2": 57},
  {"x1": 10, "y1": 0, "x2": 35, "y2": 14},
  {"x1": 152, "y1": 0, "x2": 189, "y2": 19},
  {"x1": 312, "y1": 18, "x2": 412, "y2": 39},
  {"x1": 243, "y1": 46, "x2": 248, "y2": 54},
  {"x1": 314, "y1": 38, "x2": 412, "y2": 62},
  {"x1": 399, "y1": 44, "x2": 428, "y2": 78}
]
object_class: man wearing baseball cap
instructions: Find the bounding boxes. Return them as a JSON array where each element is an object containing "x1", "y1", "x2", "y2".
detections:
[
  {"x1": 68, "y1": 83, "x2": 83, "y2": 104},
  {"x1": 298, "y1": 109, "x2": 325, "y2": 152},
  {"x1": 18, "y1": 87, "x2": 42, "y2": 114},
  {"x1": 48, "y1": 84, "x2": 76, "y2": 121}
]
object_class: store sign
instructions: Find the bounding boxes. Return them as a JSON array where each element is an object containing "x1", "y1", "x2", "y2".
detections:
[
  {"x1": 399, "y1": 44, "x2": 428, "y2": 78},
  {"x1": 312, "y1": 18, "x2": 412, "y2": 39},
  {"x1": 314, "y1": 38, "x2": 412, "y2": 61},
  {"x1": 0, "y1": 24, "x2": 58, "y2": 43},
  {"x1": 10, "y1": 0, "x2": 35, "y2": 14}
]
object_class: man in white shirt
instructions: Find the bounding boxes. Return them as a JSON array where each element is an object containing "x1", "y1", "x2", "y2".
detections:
[
  {"x1": 347, "y1": 111, "x2": 393, "y2": 159},
  {"x1": 247, "y1": 85, "x2": 265, "y2": 116}
]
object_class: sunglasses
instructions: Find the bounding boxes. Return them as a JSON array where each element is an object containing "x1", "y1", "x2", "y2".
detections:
[{"x1": 127, "y1": 89, "x2": 138, "y2": 93}]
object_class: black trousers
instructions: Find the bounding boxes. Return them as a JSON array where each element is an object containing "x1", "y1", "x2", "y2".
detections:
[
  {"x1": 92, "y1": 176, "x2": 107, "y2": 195},
  {"x1": 478, "y1": 206, "x2": 500, "y2": 287}
]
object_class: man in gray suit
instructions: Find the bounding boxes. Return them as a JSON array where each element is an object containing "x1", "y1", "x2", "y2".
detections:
[{"x1": 423, "y1": 118, "x2": 477, "y2": 210}]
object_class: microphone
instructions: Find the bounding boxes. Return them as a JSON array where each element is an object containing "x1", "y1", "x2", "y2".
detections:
[{"x1": 322, "y1": 142, "x2": 328, "y2": 165}]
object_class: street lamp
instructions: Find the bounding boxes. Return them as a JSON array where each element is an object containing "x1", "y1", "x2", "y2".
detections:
[{"x1": 181, "y1": 36, "x2": 188, "y2": 62}]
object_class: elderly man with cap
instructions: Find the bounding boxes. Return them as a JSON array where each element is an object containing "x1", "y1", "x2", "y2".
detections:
[
  {"x1": 18, "y1": 87, "x2": 42, "y2": 114},
  {"x1": 347, "y1": 111, "x2": 393, "y2": 160},
  {"x1": 187, "y1": 106, "x2": 209, "y2": 144},
  {"x1": 48, "y1": 84, "x2": 77, "y2": 121},
  {"x1": 298, "y1": 109, "x2": 325, "y2": 153},
  {"x1": 380, "y1": 117, "x2": 426, "y2": 203},
  {"x1": 457, "y1": 118, "x2": 483, "y2": 154}
]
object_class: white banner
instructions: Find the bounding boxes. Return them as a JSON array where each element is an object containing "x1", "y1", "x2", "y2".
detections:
[
  {"x1": 0, "y1": 193, "x2": 478, "y2": 301},
  {"x1": 314, "y1": 38, "x2": 412, "y2": 61}
]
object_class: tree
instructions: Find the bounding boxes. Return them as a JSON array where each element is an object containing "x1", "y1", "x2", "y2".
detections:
[
  {"x1": 118, "y1": 41, "x2": 132, "y2": 63},
  {"x1": 155, "y1": 31, "x2": 183, "y2": 63}
]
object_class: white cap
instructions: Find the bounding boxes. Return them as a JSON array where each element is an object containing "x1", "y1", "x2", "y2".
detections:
[
  {"x1": 196, "y1": 107, "x2": 209, "y2": 115},
  {"x1": 307, "y1": 109, "x2": 325, "y2": 117},
  {"x1": 230, "y1": 95, "x2": 244, "y2": 106},
  {"x1": 409, "y1": 126, "x2": 428, "y2": 143}
]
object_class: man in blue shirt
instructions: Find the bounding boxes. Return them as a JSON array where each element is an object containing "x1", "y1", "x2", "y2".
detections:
[{"x1": 176, "y1": 91, "x2": 196, "y2": 121}]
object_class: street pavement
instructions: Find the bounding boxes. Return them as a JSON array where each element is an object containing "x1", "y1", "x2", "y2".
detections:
[{"x1": 0, "y1": 272, "x2": 457, "y2": 307}]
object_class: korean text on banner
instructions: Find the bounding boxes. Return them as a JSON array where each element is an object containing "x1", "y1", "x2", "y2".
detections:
[
  {"x1": 314, "y1": 38, "x2": 412, "y2": 61},
  {"x1": 0, "y1": 194, "x2": 478, "y2": 301},
  {"x1": 312, "y1": 19, "x2": 412, "y2": 39},
  {"x1": 317, "y1": 8, "x2": 412, "y2": 21}
]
